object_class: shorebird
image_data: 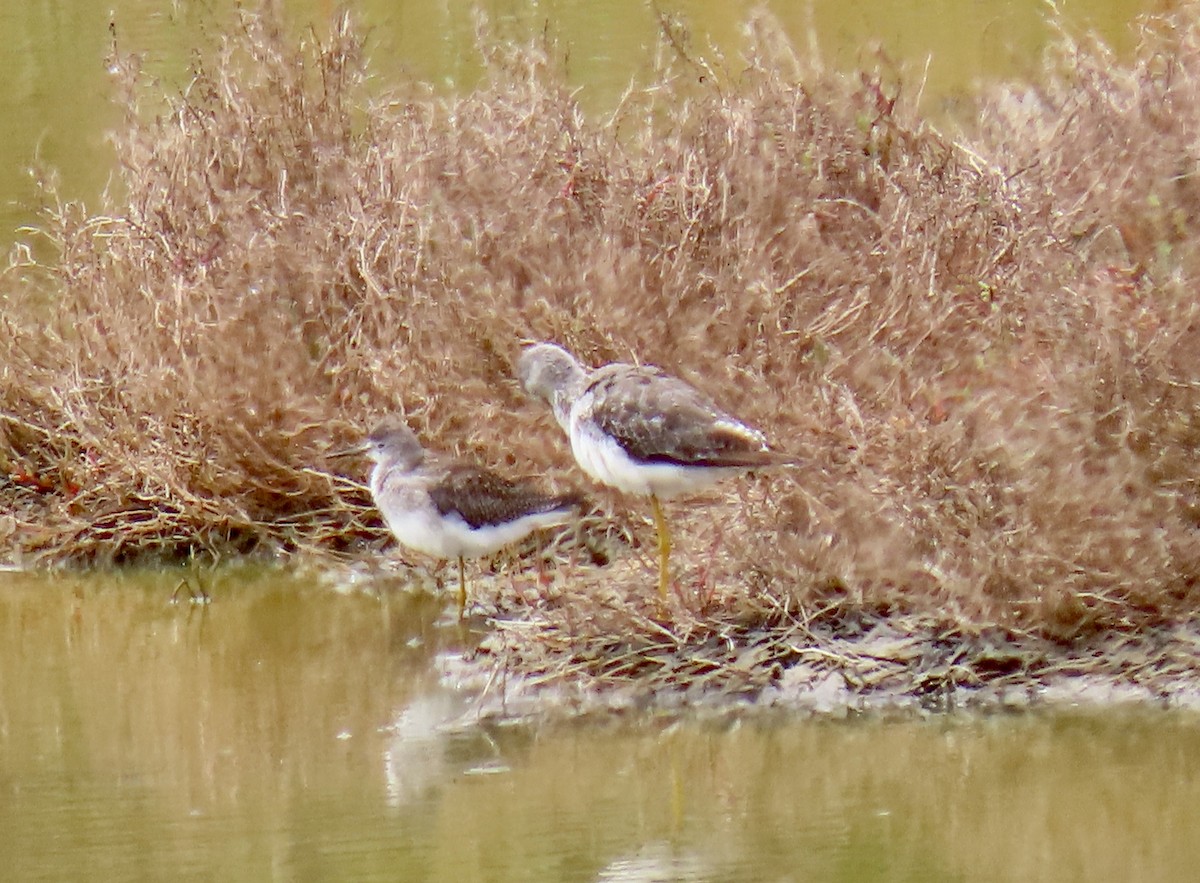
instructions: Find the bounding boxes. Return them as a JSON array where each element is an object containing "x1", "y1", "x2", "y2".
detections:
[
  {"x1": 517, "y1": 342, "x2": 793, "y2": 602},
  {"x1": 334, "y1": 417, "x2": 583, "y2": 613}
]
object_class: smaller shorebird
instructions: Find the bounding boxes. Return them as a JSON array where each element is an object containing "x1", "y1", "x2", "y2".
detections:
[
  {"x1": 517, "y1": 342, "x2": 794, "y2": 601},
  {"x1": 334, "y1": 417, "x2": 583, "y2": 613}
]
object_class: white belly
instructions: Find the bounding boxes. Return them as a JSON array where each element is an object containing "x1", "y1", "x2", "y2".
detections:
[
  {"x1": 568, "y1": 418, "x2": 730, "y2": 499},
  {"x1": 382, "y1": 505, "x2": 570, "y2": 560}
]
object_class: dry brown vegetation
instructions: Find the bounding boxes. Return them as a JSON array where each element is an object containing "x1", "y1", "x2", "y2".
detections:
[{"x1": 5, "y1": 4, "x2": 1200, "y2": 697}]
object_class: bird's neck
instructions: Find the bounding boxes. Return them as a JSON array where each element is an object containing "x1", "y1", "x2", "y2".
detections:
[
  {"x1": 550, "y1": 369, "x2": 587, "y2": 432},
  {"x1": 551, "y1": 393, "x2": 574, "y2": 434},
  {"x1": 369, "y1": 449, "x2": 424, "y2": 494}
]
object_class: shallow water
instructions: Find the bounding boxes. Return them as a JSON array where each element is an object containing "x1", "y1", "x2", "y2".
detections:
[
  {"x1": 0, "y1": 0, "x2": 1149, "y2": 254},
  {"x1": 2, "y1": 567, "x2": 1199, "y2": 882}
]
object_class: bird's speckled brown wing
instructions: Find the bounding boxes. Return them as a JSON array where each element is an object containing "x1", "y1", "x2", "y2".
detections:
[
  {"x1": 583, "y1": 364, "x2": 783, "y2": 468},
  {"x1": 429, "y1": 463, "x2": 582, "y2": 529}
]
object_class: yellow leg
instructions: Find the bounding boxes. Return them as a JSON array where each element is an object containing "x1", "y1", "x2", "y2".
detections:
[
  {"x1": 457, "y1": 555, "x2": 467, "y2": 616},
  {"x1": 651, "y1": 495, "x2": 671, "y2": 601}
]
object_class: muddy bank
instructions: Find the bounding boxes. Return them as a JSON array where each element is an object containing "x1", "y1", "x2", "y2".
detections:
[
  {"x1": 449, "y1": 619, "x2": 1200, "y2": 719},
  {"x1": 323, "y1": 565, "x2": 1200, "y2": 719}
]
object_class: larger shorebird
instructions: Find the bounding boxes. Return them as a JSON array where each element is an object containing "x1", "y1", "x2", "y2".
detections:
[
  {"x1": 336, "y1": 417, "x2": 583, "y2": 613},
  {"x1": 517, "y1": 343, "x2": 792, "y2": 601}
]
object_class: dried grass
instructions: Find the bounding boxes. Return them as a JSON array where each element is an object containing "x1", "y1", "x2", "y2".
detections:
[{"x1": 5, "y1": 4, "x2": 1200, "y2": 694}]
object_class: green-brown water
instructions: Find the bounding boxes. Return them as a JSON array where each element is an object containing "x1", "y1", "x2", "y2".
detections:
[{"x1": 2, "y1": 568, "x2": 1199, "y2": 882}]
